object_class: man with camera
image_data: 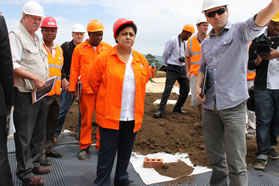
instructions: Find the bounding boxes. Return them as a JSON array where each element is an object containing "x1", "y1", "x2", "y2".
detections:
[
  {"x1": 153, "y1": 24, "x2": 194, "y2": 118},
  {"x1": 248, "y1": 12, "x2": 279, "y2": 170}
]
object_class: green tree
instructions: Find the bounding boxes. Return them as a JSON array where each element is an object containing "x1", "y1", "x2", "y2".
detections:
[{"x1": 145, "y1": 53, "x2": 160, "y2": 72}]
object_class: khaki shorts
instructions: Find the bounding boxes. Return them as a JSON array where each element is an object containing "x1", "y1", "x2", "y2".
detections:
[{"x1": 190, "y1": 74, "x2": 202, "y2": 106}]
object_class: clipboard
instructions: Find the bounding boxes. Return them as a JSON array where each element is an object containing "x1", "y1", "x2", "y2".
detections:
[
  {"x1": 200, "y1": 66, "x2": 208, "y2": 98},
  {"x1": 75, "y1": 80, "x2": 82, "y2": 102},
  {"x1": 31, "y1": 76, "x2": 57, "y2": 104}
]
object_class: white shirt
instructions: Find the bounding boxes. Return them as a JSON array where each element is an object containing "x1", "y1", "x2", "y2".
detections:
[
  {"x1": 162, "y1": 35, "x2": 187, "y2": 66},
  {"x1": 267, "y1": 50, "x2": 279, "y2": 89},
  {"x1": 120, "y1": 52, "x2": 135, "y2": 121},
  {"x1": 43, "y1": 41, "x2": 57, "y2": 58}
]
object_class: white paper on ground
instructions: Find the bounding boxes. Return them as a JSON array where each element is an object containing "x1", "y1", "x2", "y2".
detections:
[
  {"x1": 130, "y1": 152, "x2": 211, "y2": 185},
  {"x1": 153, "y1": 99, "x2": 177, "y2": 105}
]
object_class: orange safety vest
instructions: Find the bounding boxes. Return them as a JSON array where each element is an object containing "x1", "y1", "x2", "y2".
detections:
[
  {"x1": 187, "y1": 35, "x2": 203, "y2": 76},
  {"x1": 69, "y1": 40, "x2": 112, "y2": 94},
  {"x1": 88, "y1": 46, "x2": 150, "y2": 133},
  {"x1": 247, "y1": 69, "x2": 256, "y2": 80},
  {"x1": 44, "y1": 44, "x2": 64, "y2": 96}
]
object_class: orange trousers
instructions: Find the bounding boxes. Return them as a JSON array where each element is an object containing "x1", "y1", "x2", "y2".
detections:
[{"x1": 79, "y1": 93, "x2": 100, "y2": 150}]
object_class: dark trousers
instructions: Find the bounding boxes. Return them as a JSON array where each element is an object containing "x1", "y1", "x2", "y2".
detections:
[
  {"x1": 0, "y1": 116, "x2": 13, "y2": 186},
  {"x1": 159, "y1": 64, "x2": 189, "y2": 112},
  {"x1": 254, "y1": 89, "x2": 279, "y2": 160},
  {"x1": 55, "y1": 90, "x2": 81, "y2": 137},
  {"x1": 41, "y1": 95, "x2": 60, "y2": 158},
  {"x1": 13, "y1": 88, "x2": 46, "y2": 181},
  {"x1": 93, "y1": 121, "x2": 136, "y2": 186}
]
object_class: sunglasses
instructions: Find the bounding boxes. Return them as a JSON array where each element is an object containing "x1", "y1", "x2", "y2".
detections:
[{"x1": 206, "y1": 7, "x2": 226, "y2": 18}]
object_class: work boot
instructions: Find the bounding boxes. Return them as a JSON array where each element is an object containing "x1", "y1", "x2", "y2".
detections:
[
  {"x1": 39, "y1": 158, "x2": 50, "y2": 166},
  {"x1": 23, "y1": 175, "x2": 44, "y2": 186},
  {"x1": 173, "y1": 109, "x2": 188, "y2": 114},
  {"x1": 78, "y1": 147, "x2": 90, "y2": 160},
  {"x1": 253, "y1": 159, "x2": 267, "y2": 170},
  {"x1": 46, "y1": 150, "x2": 62, "y2": 158},
  {"x1": 32, "y1": 166, "x2": 51, "y2": 175},
  {"x1": 268, "y1": 148, "x2": 279, "y2": 160},
  {"x1": 153, "y1": 110, "x2": 163, "y2": 119}
]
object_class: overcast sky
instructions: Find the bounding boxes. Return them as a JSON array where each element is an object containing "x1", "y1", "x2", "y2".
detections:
[{"x1": 0, "y1": 0, "x2": 271, "y2": 55}]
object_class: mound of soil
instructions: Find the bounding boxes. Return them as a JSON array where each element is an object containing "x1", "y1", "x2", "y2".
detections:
[{"x1": 63, "y1": 92, "x2": 278, "y2": 182}]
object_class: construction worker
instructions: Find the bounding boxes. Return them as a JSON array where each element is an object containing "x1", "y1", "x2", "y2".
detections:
[
  {"x1": 54, "y1": 24, "x2": 85, "y2": 143},
  {"x1": 0, "y1": 13, "x2": 14, "y2": 186},
  {"x1": 69, "y1": 19, "x2": 112, "y2": 160},
  {"x1": 186, "y1": 14, "x2": 208, "y2": 124},
  {"x1": 196, "y1": 0, "x2": 279, "y2": 185},
  {"x1": 40, "y1": 16, "x2": 63, "y2": 166},
  {"x1": 9, "y1": 1, "x2": 49, "y2": 185},
  {"x1": 153, "y1": 24, "x2": 195, "y2": 118},
  {"x1": 248, "y1": 11, "x2": 279, "y2": 170},
  {"x1": 246, "y1": 68, "x2": 256, "y2": 139},
  {"x1": 88, "y1": 18, "x2": 150, "y2": 186},
  {"x1": 149, "y1": 63, "x2": 157, "y2": 82}
]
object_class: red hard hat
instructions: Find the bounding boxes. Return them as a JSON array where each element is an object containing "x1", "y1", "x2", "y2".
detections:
[
  {"x1": 40, "y1": 16, "x2": 58, "y2": 29},
  {"x1": 113, "y1": 18, "x2": 134, "y2": 39}
]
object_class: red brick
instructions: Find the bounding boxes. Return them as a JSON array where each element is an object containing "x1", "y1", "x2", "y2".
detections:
[{"x1": 143, "y1": 158, "x2": 163, "y2": 168}]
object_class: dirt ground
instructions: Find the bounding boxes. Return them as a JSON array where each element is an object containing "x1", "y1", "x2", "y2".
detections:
[{"x1": 63, "y1": 92, "x2": 279, "y2": 182}]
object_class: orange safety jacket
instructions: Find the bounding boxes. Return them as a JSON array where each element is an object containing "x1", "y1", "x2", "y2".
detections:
[
  {"x1": 44, "y1": 44, "x2": 64, "y2": 96},
  {"x1": 187, "y1": 35, "x2": 205, "y2": 76},
  {"x1": 149, "y1": 66, "x2": 156, "y2": 78},
  {"x1": 88, "y1": 46, "x2": 150, "y2": 133},
  {"x1": 69, "y1": 40, "x2": 112, "y2": 94},
  {"x1": 247, "y1": 69, "x2": 256, "y2": 80}
]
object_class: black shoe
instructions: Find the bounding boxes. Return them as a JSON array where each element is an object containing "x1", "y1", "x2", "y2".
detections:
[
  {"x1": 173, "y1": 109, "x2": 188, "y2": 114},
  {"x1": 46, "y1": 150, "x2": 62, "y2": 158},
  {"x1": 32, "y1": 166, "x2": 51, "y2": 175},
  {"x1": 153, "y1": 110, "x2": 163, "y2": 118},
  {"x1": 268, "y1": 148, "x2": 279, "y2": 160},
  {"x1": 40, "y1": 158, "x2": 50, "y2": 166}
]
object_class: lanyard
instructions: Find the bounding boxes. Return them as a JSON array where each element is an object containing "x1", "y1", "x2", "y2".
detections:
[{"x1": 178, "y1": 34, "x2": 185, "y2": 56}]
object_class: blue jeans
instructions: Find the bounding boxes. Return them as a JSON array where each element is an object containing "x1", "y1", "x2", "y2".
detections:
[
  {"x1": 54, "y1": 90, "x2": 81, "y2": 137},
  {"x1": 254, "y1": 89, "x2": 279, "y2": 160}
]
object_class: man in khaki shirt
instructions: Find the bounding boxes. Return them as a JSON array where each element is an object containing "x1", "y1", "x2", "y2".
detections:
[{"x1": 9, "y1": 1, "x2": 50, "y2": 185}]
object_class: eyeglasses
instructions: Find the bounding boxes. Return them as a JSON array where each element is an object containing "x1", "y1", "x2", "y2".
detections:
[{"x1": 206, "y1": 8, "x2": 226, "y2": 18}]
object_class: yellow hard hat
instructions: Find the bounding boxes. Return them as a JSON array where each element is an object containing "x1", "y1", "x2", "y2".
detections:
[
  {"x1": 271, "y1": 11, "x2": 279, "y2": 22},
  {"x1": 87, "y1": 20, "x2": 104, "y2": 32},
  {"x1": 183, "y1": 24, "x2": 195, "y2": 33}
]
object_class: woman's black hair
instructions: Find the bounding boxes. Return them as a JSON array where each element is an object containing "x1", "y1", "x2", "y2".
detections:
[{"x1": 115, "y1": 23, "x2": 137, "y2": 43}]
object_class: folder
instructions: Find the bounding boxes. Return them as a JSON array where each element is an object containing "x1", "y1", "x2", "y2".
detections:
[{"x1": 200, "y1": 66, "x2": 208, "y2": 98}]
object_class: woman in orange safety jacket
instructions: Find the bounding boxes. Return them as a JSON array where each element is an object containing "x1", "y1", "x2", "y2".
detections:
[{"x1": 88, "y1": 18, "x2": 150, "y2": 186}]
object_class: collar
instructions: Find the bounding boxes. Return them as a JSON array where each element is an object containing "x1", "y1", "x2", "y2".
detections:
[
  {"x1": 84, "y1": 39, "x2": 103, "y2": 49},
  {"x1": 111, "y1": 45, "x2": 141, "y2": 63},
  {"x1": 19, "y1": 23, "x2": 39, "y2": 42},
  {"x1": 42, "y1": 40, "x2": 57, "y2": 49},
  {"x1": 209, "y1": 21, "x2": 231, "y2": 37}
]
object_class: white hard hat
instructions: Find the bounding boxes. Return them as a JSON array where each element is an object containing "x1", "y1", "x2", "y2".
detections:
[
  {"x1": 72, "y1": 24, "x2": 85, "y2": 33},
  {"x1": 196, "y1": 14, "x2": 207, "y2": 24},
  {"x1": 22, "y1": 0, "x2": 44, "y2": 17},
  {"x1": 202, "y1": 0, "x2": 229, "y2": 12}
]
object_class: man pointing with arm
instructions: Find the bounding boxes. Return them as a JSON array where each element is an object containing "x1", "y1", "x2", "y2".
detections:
[{"x1": 196, "y1": 0, "x2": 279, "y2": 185}]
